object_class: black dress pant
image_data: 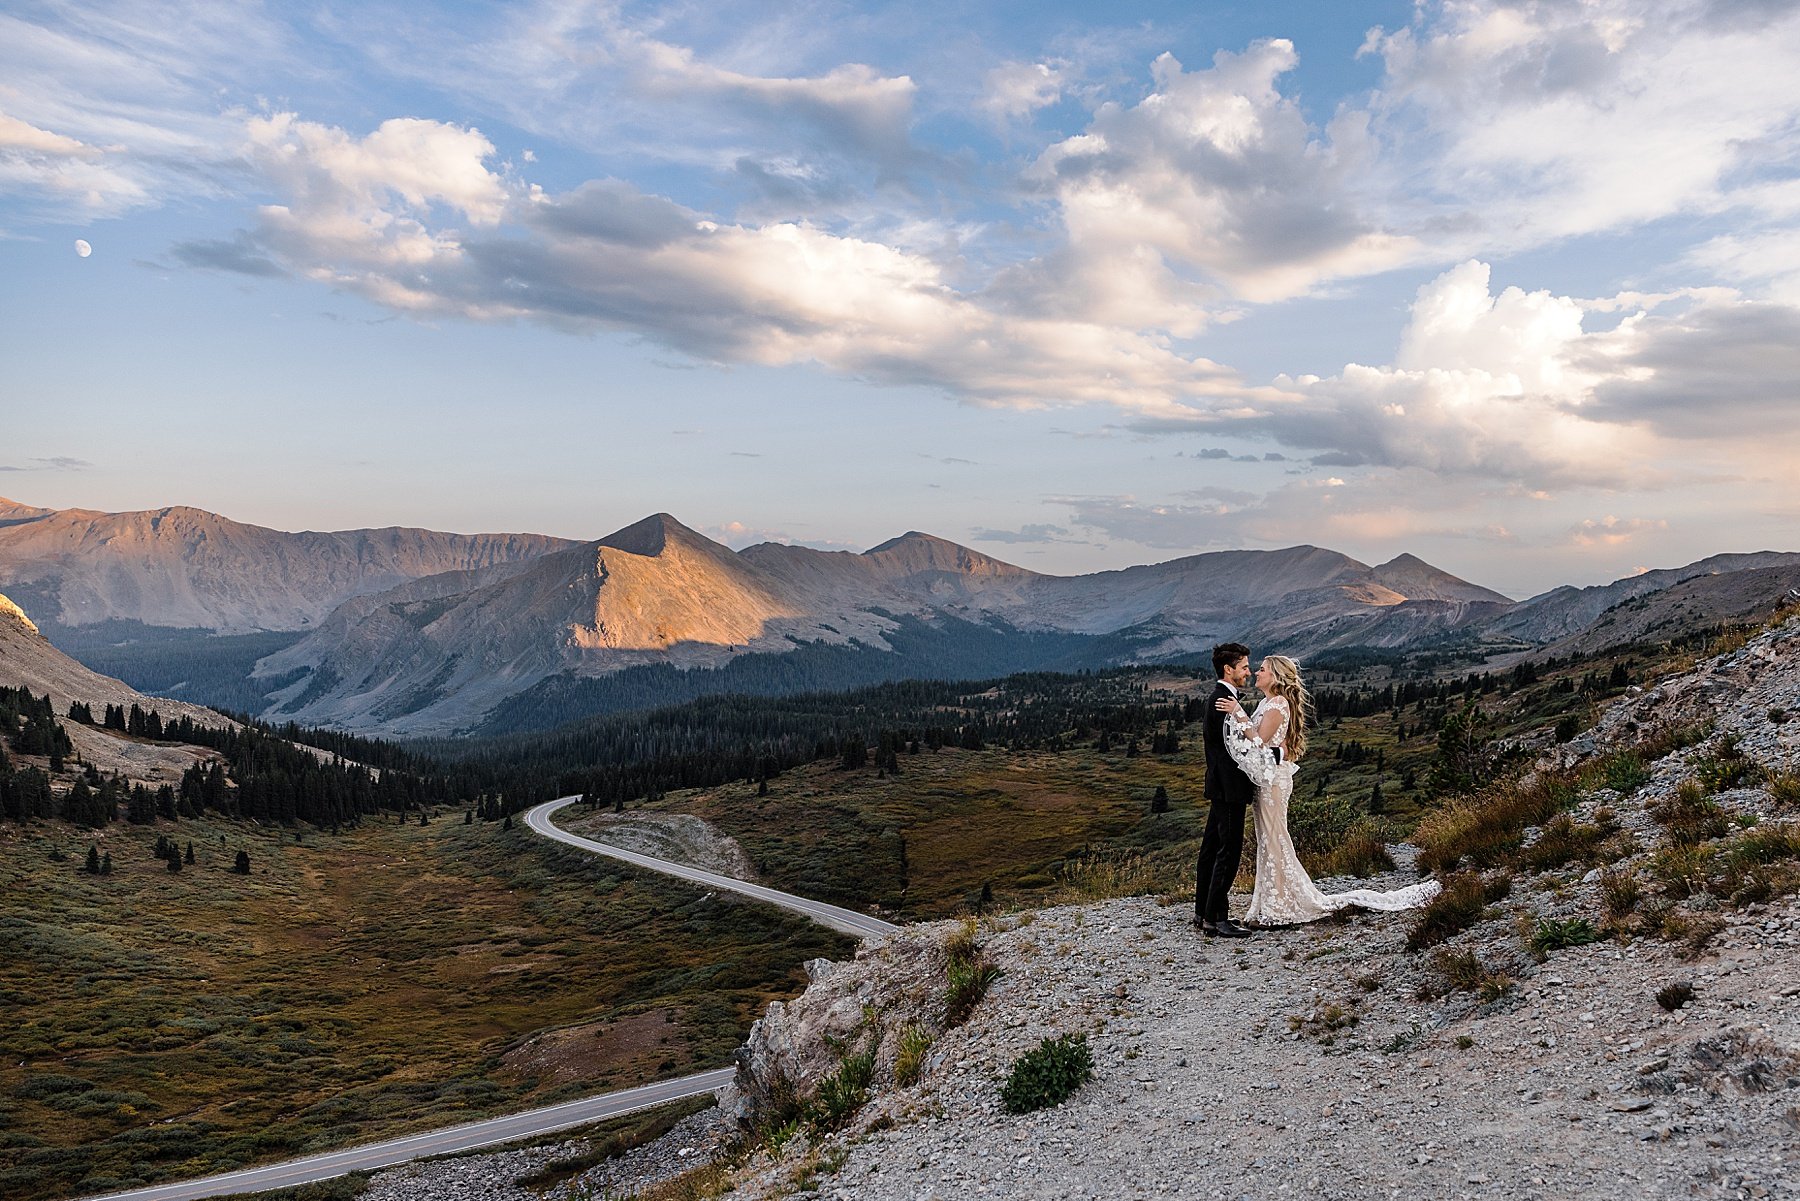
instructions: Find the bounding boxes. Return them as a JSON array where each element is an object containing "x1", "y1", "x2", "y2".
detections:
[{"x1": 1194, "y1": 798, "x2": 1247, "y2": 923}]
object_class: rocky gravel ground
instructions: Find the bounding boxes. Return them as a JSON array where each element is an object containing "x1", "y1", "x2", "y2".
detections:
[
  {"x1": 718, "y1": 888, "x2": 1799, "y2": 1201},
  {"x1": 558, "y1": 808, "x2": 758, "y2": 880},
  {"x1": 359, "y1": 1108, "x2": 725, "y2": 1201}
]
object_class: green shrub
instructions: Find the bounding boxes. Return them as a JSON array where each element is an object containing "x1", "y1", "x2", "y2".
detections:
[
  {"x1": 1314, "y1": 820, "x2": 1396, "y2": 879},
  {"x1": 1404, "y1": 873, "x2": 1488, "y2": 951},
  {"x1": 1520, "y1": 814, "x2": 1609, "y2": 872},
  {"x1": 942, "y1": 919, "x2": 1001, "y2": 1027},
  {"x1": 944, "y1": 956, "x2": 1001, "y2": 1027},
  {"x1": 1600, "y1": 753, "x2": 1649, "y2": 794},
  {"x1": 1691, "y1": 747, "x2": 1760, "y2": 794},
  {"x1": 807, "y1": 1047, "x2": 875, "y2": 1131},
  {"x1": 999, "y1": 1033, "x2": 1093, "y2": 1114},
  {"x1": 892, "y1": 1024, "x2": 932, "y2": 1088},
  {"x1": 1598, "y1": 868, "x2": 1641, "y2": 919},
  {"x1": 1529, "y1": 916, "x2": 1600, "y2": 954},
  {"x1": 1766, "y1": 772, "x2": 1800, "y2": 806},
  {"x1": 1288, "y1": 791, "x2": 1362, "y2": 859}
]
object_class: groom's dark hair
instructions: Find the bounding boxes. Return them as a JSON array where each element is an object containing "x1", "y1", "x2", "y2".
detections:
[{"x1": 1212, "y1": 642, "x2": 1250, "y2": 678}]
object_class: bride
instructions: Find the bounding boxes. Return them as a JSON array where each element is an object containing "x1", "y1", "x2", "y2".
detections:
[{"x1": 1215, "y1": 655, "x2": 1440, "y2": 926}]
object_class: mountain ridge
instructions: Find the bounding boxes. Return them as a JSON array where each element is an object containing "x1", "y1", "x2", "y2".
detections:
[{"x1": 0, "y1": 496, "x2": 578, "y2": 633}]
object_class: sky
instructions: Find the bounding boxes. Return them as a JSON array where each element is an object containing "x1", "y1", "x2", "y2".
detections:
[{"x1": 3, "y1": 0, "x2": 1798, "y2": 600}]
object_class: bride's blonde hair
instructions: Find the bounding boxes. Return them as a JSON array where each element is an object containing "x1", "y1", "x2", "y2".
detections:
[{"x1": 1263, "y1": 654, "x2": 1310, "y2": 762}]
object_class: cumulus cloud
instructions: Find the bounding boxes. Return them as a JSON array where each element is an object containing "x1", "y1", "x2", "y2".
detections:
[
  {"x1": 217, "y1": 110, "x2": 1251, "y2": 408},
  {"x1": 1024, "y1": 41, "x2": 1416, "y2": 313},
  {"x1": 1128, "y1": 260, "x2": 1772, "y2": 488},
  {"x1": 1365, "y1": 0, "x2": 1800, "y2": 250},
  {"x1": 980, "y1": 61, "x2": 1064, "y2": 122}
]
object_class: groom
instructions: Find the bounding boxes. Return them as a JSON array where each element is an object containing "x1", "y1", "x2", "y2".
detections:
[{"x1": 1195, "y1": 642, "x2": 1254, "y2": 938}]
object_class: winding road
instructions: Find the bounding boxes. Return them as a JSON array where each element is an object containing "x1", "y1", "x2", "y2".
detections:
[
  {"x1": 78, "y1": 796, "x2": 895, "y2": 1201},
  {"x1": 525, "y1": 796, "x2": 899, "y2": 939}
]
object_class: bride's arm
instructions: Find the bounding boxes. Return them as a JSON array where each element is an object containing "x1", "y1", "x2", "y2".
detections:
[
  {"x1": 1251, "y1": 704, "x2": 1284, "y2": 747},
  {"x1": 1222, "y1": 705, "x2": 1279, "y2": 788}
]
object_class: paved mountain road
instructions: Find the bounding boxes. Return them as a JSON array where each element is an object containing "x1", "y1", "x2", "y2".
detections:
[
  {"x1": 525, "y1": 796, "x2": 899, "y2": 938},
  {"x1": 77, "y1": 797, "x2": 895, "y2": 1201}
]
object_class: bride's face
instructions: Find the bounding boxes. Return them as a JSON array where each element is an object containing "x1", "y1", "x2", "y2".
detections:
[{"x1": 1255, "y1": 661, "x2": 1275, "y2": 692}]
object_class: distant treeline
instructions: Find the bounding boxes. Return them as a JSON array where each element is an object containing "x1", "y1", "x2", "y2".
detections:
[
  {"x1": 430, "y1": 668, "x2": 1213, "y2": 809},
  {"x1": 1, "y1": 688, "x2": 508, "y2": 829},
  {"x1": 46, "y1": 622, "x2": 306, "y2": 715}
]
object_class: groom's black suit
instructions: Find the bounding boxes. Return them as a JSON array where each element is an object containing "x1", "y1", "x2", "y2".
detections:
[{"x1": 1195, "y1": 679, "x2": 1255, "y2": 924}]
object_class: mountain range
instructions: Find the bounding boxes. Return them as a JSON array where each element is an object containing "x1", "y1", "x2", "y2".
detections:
[
  {"x1": 0, "y1": 496, "x2": 572, "y2": 633},
  {"x1": 4, "y1": 497, "x2": 1795, "y2": 738}
]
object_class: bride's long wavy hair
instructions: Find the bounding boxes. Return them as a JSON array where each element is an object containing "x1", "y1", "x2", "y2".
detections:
[{"x1": 1263, "y1": 654, "x2": 1310, "y2": 762}]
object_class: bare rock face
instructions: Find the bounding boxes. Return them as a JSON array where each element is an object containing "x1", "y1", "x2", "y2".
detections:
[
  {"x1": 718, "y1": 924, "x2": 958, "y2": 1135},
  {"x1": 1549, "y1": 610, "x2": 1800, "y2": 776}
]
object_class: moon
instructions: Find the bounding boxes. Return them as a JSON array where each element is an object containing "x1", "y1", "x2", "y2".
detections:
[{"x1": 74, "y1": 239, "x2": 92, "y2": 258}]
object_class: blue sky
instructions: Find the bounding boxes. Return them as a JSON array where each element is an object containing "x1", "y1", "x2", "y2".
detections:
[{"x1": 3, "y1": 0, "x2": 1798, "y2": 598}]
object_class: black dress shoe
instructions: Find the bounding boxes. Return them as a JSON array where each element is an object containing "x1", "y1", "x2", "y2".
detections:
[{"x1": 1211, "y1": 919, "x2": 1252, "y2": 938}]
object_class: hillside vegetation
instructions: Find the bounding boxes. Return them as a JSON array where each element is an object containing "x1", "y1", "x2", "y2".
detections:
[{"x1": 0, "y1": 816, "x2": 847, "y2": 1201}]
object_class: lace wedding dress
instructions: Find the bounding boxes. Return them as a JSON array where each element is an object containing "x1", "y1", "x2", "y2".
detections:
[{"x1": 1225, "y1": 695, "x2": 1441, "y2": 927}]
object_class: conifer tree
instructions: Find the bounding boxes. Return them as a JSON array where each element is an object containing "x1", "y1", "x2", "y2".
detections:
[
  {"x1": 1151, "y1": 785, "x2": 1170, "y2": 814},
  {"x1": 234, "y1": 849, "x2": 251, "y2": 874},
  {"x1": 84, "y1": 844, "x2": 101, "y2": 874},
  {"x1": 184, "y1": 841, "x2": 195, "y2": 865},
  {"x1": 100, "y1": 851, "x2": 112, "y2": 874},
  {"x1": 167, "y1": 852, "x2": 182, "y2": 873}
]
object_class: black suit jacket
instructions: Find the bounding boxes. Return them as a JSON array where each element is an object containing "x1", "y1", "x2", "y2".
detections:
[{"x1": 1202, "y1": 681, "x2": 1255, "y2": 809}]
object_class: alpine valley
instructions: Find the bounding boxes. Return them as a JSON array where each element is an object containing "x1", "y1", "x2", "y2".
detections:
[{"x1": 4, "y1": 497, "x2": 1797, "y2": 738}]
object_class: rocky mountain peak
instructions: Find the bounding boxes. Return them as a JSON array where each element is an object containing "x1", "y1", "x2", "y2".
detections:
[
  {"x1": 1369, "y1": 551, "x2": 1513, "y2": 604},
  {"x1": 598, "y1": 512, "x2": 725, "y2": 559},
  {"x1": 861, "y1": 531, "x2": 1036, "y2": 579},
  {"x1": 0, "y1": 590, "x2": 38, "y2": 634}
]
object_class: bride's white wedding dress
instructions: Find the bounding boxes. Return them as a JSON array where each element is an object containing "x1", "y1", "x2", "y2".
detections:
[{"x1": 1225, "y1": 695, "x2": 1441, "y2": 927}]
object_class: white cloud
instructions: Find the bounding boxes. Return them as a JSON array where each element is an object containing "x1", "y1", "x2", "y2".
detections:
[
  {"x1": 0, "y1": 7, "x2": 282, "y2": 217},
  {"x1": 1026, "y1": 41, "x2": 1416, "y2": 310},
  {"x1": 980, "y1": 61, "x2": 1064, "y2": 122},
  {"x1": 239, "y1": 113, "x2": 510, "y2": 285},
  {"x1": 1366, "y1": 0, "x2": 1800, "y2": 250}
]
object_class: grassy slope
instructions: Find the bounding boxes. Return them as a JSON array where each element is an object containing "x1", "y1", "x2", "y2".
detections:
[
  {"x1": 639, "y1": 717, "x2": 1444, "y2": 921},
  {"x1": 0, "y1": 814, "x2": 850, "y2": 1201}
]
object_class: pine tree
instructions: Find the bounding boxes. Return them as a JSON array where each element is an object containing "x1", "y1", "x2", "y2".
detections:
[
  {"x1": 167, "y1": 852, "x2": 182, "y2": 874},
  {"x1": 502, "y1": 813, "x2": 514, "y2": 831},
  {"x1": 464, "y1": 809, "x2": 474, "y2": 824},
  {"x1": 1367, "y1": 778, "x2": 1385, "y2": 816},
  {"x1": 184, "y1": 841, "x2": 195, "y2": 865},
  {"x1": 84, "y1": 845, "x2": 101, "y2": 874},
  {"x1": 100, "y1": 851, "x2": 112, "y2": 874},
  {"x1": 234, "y1": 849, "x2": 251, "y2": 874},
  {"x1": 1151, "y1": 785, "x2": 1170, "y2": 814}
]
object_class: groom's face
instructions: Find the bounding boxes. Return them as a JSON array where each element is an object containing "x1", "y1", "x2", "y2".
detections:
[{"x1": 1225, "y1": 657, "x2": 1251, "y2": 688}]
